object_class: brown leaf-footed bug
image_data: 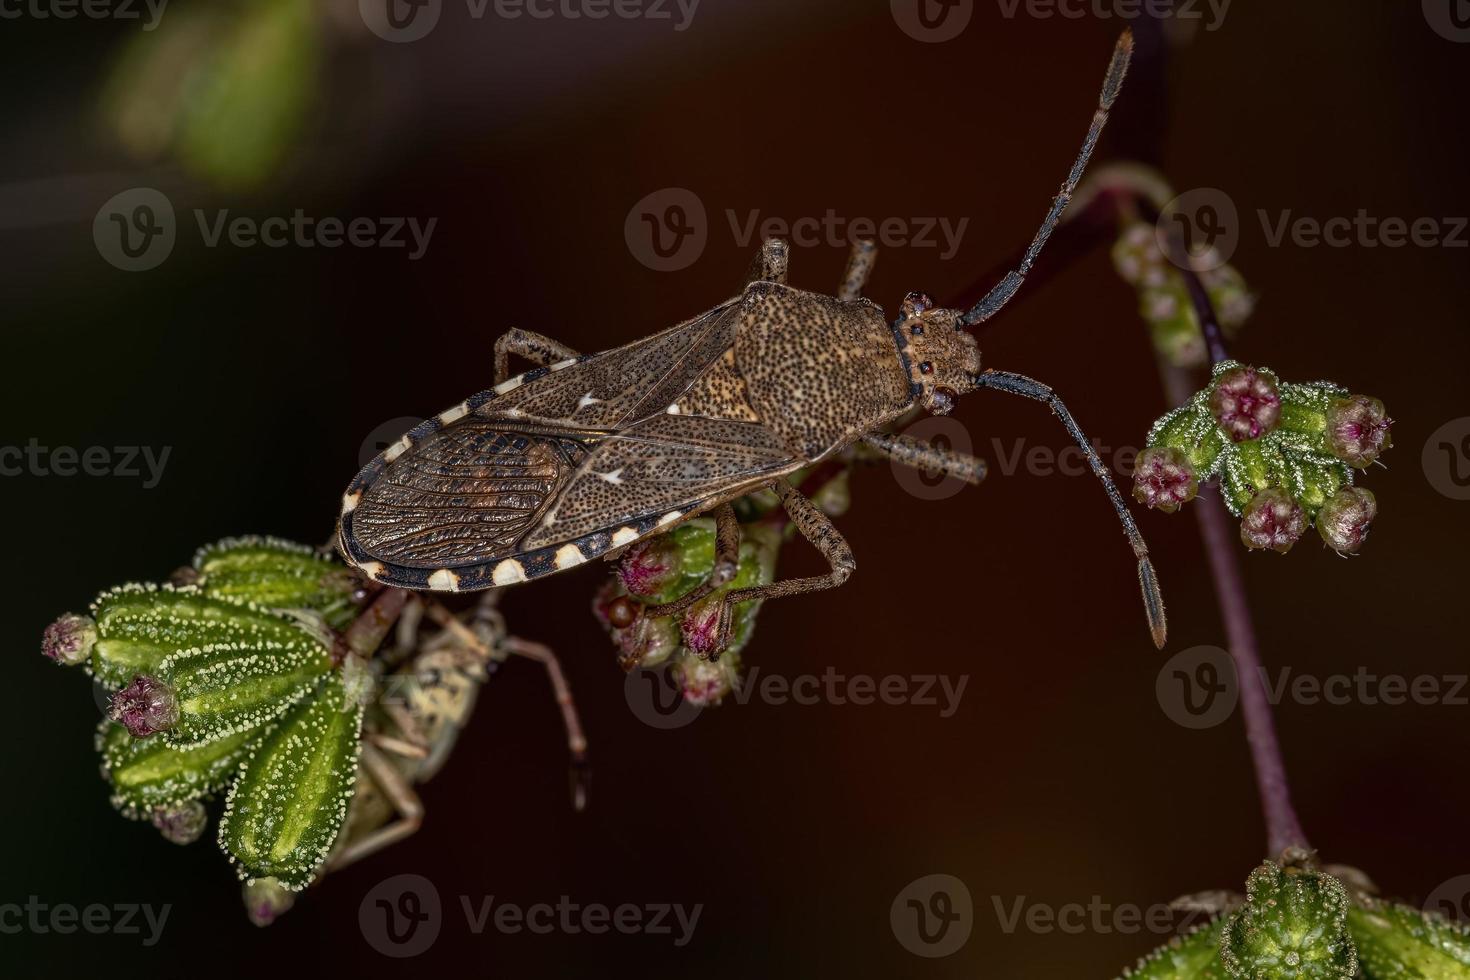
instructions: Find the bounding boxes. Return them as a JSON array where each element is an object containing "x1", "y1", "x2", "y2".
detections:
[{"x1": 337, "y1": 30, "x2": 1167, "y2": 653}]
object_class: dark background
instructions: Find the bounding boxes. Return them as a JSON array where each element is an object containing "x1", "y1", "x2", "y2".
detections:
[{"x1": 3, "y1": 1, "x2": 1468, "y2": 976}]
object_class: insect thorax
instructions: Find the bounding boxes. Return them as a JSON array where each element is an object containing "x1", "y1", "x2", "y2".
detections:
[{"x1": 733, "y1": 282, "x2": 912, "y2": 459}]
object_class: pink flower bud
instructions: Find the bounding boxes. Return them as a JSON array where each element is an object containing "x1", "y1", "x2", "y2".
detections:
[
  {"x1": 242, "y1": 878, "x2": 296, "y2": 927},
  {"x1": 42, "y1": 613, "x2": 96, "y2": 666},
  {"x1": 681, "y1": 598, "x2": 725, "y2": 658},
  {"x1": 617, "y1": 536, "x2": 683, "y2": 599},
  {"x1": 673, "y1": 653, "x2": 739, "y2": 706},
  {"x1": 1210, "y1": 366, "x2": 1281, "y2": 442},
  {"x1": 1132, "y1": 446, "x2": 1199, "y2": 513},
  {"x1": 1240, "y1": 488, "x2": 1307, "y2": 554},
  {"x1": 107, "y1": 675, "x2": 179, "y2": 737},
  {"x1": 151, "y1": 801, "x2": 207, "y2": 845},
  {"x1": 1316, "y1": 486, "x2": 1377, "y2": 554},
  {"x1": 1325, "y1": 394, "x2": 1392, "y2": 468}
]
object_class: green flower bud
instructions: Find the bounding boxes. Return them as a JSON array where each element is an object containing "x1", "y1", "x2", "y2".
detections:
[
  {"x1": 42, "y1": 613, "x2": 97, "y2": 666},
  {"x1": 1133, "y1": 446, "x2": 1200, "y2": 513},
  {"x1": 219, "y1": 673, "x2": 362, "y2": 891},
  {"x1": 1117, "y1": 917, "x2": 1227, "y2": 978},
  {"x1": 1219, "y1": 864, "x2": 1357, "y2": 978},
  {"x1": 242, "y1": 877, "x2": 296, "y2": 927},
  {"x1": 151, "y1": 801, "x2": 208, "y2": 845},
  {"x1": 98, "y1": 718, "x2": 268, "y2": 818},
  {"x1": 193, "y1": 536, "x2": 361, "y2": 630},
  {"x1": 1324, "y1": 395, "x2": 1392, "y2": 469}
]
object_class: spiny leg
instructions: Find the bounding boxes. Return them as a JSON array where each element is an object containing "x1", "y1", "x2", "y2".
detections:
[
  {"x1": 863, "y1": 430, "x2": 988, "y2": 485},
  {"x1": 744, "y1": 238, "x2": 789, "y2": 286},
  {"x1": 837, "y1": 239, "x2": 878, "y2": 301},
  {"x1": 326, "y1": 744, "x2": 424, "y2": 872},
  {"x1": 710, "y1": 482, "x2": 855, "y2": 655},
  {"x1": 493, "y1": 328, "x2": 581, "y2": 384},
  {"x1": 422, "y1": 601, "x2": 589, "y2": 811},
  {"x1": 959, "y1": 30, "x2": 1133, "y2": 327},
  {"x1": 970, "y1": 368, "x2": 1166, "y2": 648},
  {"x1": 642, "y1": 502, "x2": 741, "y2": 619}
]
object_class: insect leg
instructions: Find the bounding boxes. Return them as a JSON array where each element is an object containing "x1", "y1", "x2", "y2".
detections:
[
  {"x1": 969, "y1": 368, "x2": 1167, "y2": 649},
  {"x1": 422, "y1": 601, "x2": 589, "y2": 811},
  {"x1": 837, "y1": 239, "x2": 878, "y2": 301},
  {"x1": 744, "y1": 238, "x2": 789, "y2": 286},
  {"x1": 710, "y1": 482, "x2": 855, "y2": 655},
  {"x1": 325, "y1": 744, "x2": 424, "y2": 872},
  {"x1": 642, "y1": 502, "x2": 742, "y2": 619},
  {"x1": 503, "y1": 636, "x2": 590, "y2": 812},
  {"x1": 958, "y1": 31, "x2": 1133, "y2": 327},
  {"x1": 493, "y1": 328, "x2": 581, "y2": 384},
  {"x1": 863, "y1": 430, "x2": 988, "y2": 485}
]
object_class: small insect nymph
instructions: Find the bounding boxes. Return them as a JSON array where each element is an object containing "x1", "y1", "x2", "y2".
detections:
[{"x1": 338, "y1": 30, "x2": 1167, "y2": 652}]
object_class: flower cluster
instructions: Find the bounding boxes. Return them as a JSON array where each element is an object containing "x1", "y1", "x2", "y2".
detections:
[
  {"x1": 594, "y1": 516, "x2": 781, "y2": 705},
  {"x1": 1111, "y1": 221, "x2": 1255, "y2": 367},
  {"x1": 44, "y1": 538, "x2": 368, "y2": 905},
  {"x1": 1133, "y1": 361, "x2": 1391, "y2": 554}
]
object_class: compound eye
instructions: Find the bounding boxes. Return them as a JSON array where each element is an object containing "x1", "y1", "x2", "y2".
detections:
[
  {"x1": 918, "y1": 361, "x2": 934, "y2": 375},
  {"x1": 929, "y1": 386, "x2": 958, "y2": 416}
]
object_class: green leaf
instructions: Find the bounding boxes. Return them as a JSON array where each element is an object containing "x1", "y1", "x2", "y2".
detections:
[
  {"x1": 98, "y1": 719, "x2": 269, "y2": 818},
  {"x1": 1349, "y1": 902, "x2": 1470, "y2": 978},
  {"x1": 90, "y1": 584, "x2": 323, "y2": 690},
  {"x1": 1118, "y1": 917, "x2": 1227, "y2": 978},
  {"x1": 194, "y1": 536, "x2": 359, "y2": 629},
  {"x1": 155, "y1": 620, "x2": 334, "y2": 749},
  {"x1": 220, "y1": 673, "x2": 363, "y2": 891}
]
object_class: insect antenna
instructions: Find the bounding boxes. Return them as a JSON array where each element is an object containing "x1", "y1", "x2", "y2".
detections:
[
  {"x1": 970, "y1": 368, "x2": 1167, "y2": 649},
  {"x1": 958, "y1": 29, "x2": 1133, "y2": 328}
]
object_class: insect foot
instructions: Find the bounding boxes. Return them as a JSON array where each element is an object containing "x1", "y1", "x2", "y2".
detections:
[
  {"x1": 1136, "y1": 360, "x2": 1392, "y2": 554},
  {"x1": 595, "y1": 517, "x2": 778, "y2": 675}
]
